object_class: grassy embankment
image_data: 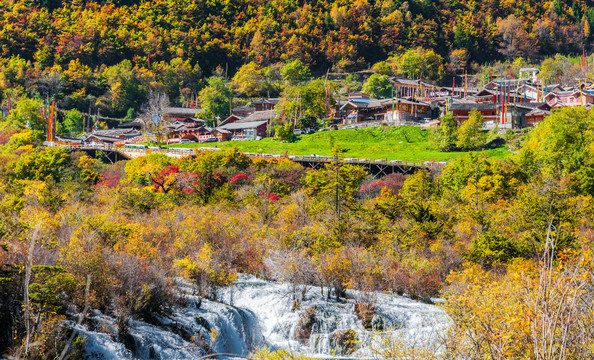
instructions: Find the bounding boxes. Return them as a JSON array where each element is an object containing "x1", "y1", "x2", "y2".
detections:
[{"x1": 168, "y1": 126, "x2": 510, "y2": 161}]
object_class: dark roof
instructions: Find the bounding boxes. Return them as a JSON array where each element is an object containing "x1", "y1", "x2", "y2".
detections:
[
  {"x1": 118, "y1": 120, "x2": 143, "y2": 129},
  {"x1": 219, "y1": 114, "x2": 242, "y2": 126},
  {"x1": 89, "y1": 129, "x2": 141, "y2": 138},
  {"x1": 341, "y1": 98, "x2": 430, "y2": 111},
  {"x1": 347, "y1": 92, "x2": 370, "y2": 99},
  {"x1": 475, "y1": 89, "x2": 495, "y2": 96},
  {"x1": 547, "y1": 84, "x2": 564, "y2": 91},
  {"x1": 56, "y1": 136, "x2": 82, "y2": 144},
  {"x1": 236, "y1": 110, "x2": 276, "y2": 123},
  {"x1": 510, "y1": 102, "x2": 548, "y2": 109},
  {"x1": 251, "y1": 98, "x2": 280, "y2": 106},
  {"x1": 390, "y1": 78, "x2": 436, "y2": 87},
  {"x1": 169, "y1": 123, "x2": 207, "y2": 133},
  {"x1": 340, "y1": 100, "x2": 373, "y2": 110},
  {"x1": 232, "y1": 106, "x2": 255, "y2": 113},
  {"x1": 219, "y1": 120, "x2": 268, "y2": 130},
  {"x1": 525, "y1": 108, "x2": 551, "y2": 116},
  {"x1": 450, "y1": 102, "x2": 497, "y2": 111},
  {"x1": 80, "y1": 134, "x2": 127, "y2": 143},
  {"x1": 213, "y1": 128, "x2": 231, "y2": 134},
  {"x1": 162, "y1": 107, "x2": 201, "y2": 116}
]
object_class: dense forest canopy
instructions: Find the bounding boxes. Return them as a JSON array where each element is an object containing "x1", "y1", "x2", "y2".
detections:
[
  {"x1": 1, "y1": 0, "x2": 591, "y2": 75},
  {"x1": 1, "y1": 0, "x2": 593, "y2": 120}
]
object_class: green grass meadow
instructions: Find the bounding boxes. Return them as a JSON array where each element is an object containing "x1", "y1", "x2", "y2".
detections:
[{"x1": 168, "y1": 126, "x2": 510, "y2": 162}]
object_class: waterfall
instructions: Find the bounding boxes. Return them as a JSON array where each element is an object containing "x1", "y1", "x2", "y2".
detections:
[
  {"x1": 73, "y1": 276, "x2": 448, "y2": 359},
  {"x1": 219, "y1": 275, "x2": 449, "y2": 358}
]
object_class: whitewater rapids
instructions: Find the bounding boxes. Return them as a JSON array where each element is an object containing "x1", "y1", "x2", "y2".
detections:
[{"x1": 74, "y1": 275, "x2": 449, "y2": 359}]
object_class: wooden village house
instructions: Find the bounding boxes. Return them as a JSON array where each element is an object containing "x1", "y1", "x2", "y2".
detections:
[{"x1": 217, "y1": 110, "x2": 276, "y2": 140}]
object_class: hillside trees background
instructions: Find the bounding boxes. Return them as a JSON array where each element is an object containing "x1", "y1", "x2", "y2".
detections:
[{"x1": 0, "y1": 0, "x2": 593, "y2": 118}]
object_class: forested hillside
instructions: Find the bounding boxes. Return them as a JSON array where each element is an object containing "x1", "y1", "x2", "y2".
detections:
[
  {"x1": 0, "y1": 0, "x2": 594, "y2": 119},
  {"x1": 1, "y1": 0, "x2": 592, "y2": 119},
  {"x1": 2, "y1": 0, "x2": 591, "y2": 72}
]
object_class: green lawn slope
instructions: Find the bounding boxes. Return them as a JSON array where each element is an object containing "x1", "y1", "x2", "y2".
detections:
[{"x1": 171, "y1": 126, "x2": 510, "y2": 162}]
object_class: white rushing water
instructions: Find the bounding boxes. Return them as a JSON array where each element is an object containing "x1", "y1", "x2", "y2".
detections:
[
  {"x1": 74, "y1": 275, "x2": 449, "y2": 359},
  {"x1": 219, "y1": 275, "x2": 449, "y2": 358}
]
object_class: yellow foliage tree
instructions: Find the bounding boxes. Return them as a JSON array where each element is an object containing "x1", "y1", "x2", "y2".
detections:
[{"x1": 174, "y1": 243, "x2": 237, "y2": 298}]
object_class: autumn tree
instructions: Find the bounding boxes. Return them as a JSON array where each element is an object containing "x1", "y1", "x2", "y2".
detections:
[
  {"x1": 302, "y1": 163, "x2": 367, "y2": 211},
  {"x1": 520, "y1": 106, "x2": 594, "y2": 194},
  {"x1": 231, "y1": 62, "x2": 266, "y2": 98},
  {"x1": 174, "y1": 243, "x2": 237, "y2": 298},
  {"x1": 281, "y1": 59, "x2": 311, "y2": 85},
  {"x1": 156, "y1": 57, "x2": 201, "y2": 104},
  {"x1": 124, "y1": 153, "x2": 175, "y2": 186},
  {"x1": 5, "y1": 97, "x2": 45, "y2": 133},
  {"x1": 392, "y1": 48, "x2": 445, "y2": 82},
  {"x1": 362, "y1": 74, "x2": 392, "y2": 99},
  {"x1": 497, "y1": 15, "x2": 535, "y2": 60},
  {"x1": 456, "y1": 109, "x2": 485, "y2": 150},
  {"x1": 12, "y1": 147, "x2": 70, "y2": 181},
  {"x1": 275, "y1": 79, "x2": 336, "y2": 124},
  {"x1": 60, "y1": 109, "x2": 84, "y2": 137},
  {"x1": 430, "y1": 114, "x2": 458, "y2": 151},
  {"x1": 198, "y1": 76, "x2": 232, "y2": 127},
  {"x1": 102, "y1": 60, "x2": 147, "y2": 116}
]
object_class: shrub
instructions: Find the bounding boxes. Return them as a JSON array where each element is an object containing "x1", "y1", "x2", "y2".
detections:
[
  {"x1": 181, "y1": 147, "x2": 252, "y2": 174},
  {"x1": 95, "y1": 161, "x2": 126, "y2": 188},
  {"x1": 266, "y1": 192, "x2": 280, "y2": 202},
  {"x1": 382, "y1": 173, "x2": 408, "y2": 194},
  {"x1": 294, "y1": 306, "x2": 317, "y2": 345},
  {"x1": 274, "y1": 123, "x2": 296, "y2": 142},
  {"x1": 269, "y1": 166, "x2": 306, "y2": 193},
  {"x1": 229, "y1": 173, "x2": 249, "y2": 185},
  {"x1": 110, "y1": 255, "x2": 177, "y2": 323},
  {"x1": 251, "y1": 348, "x2": 316, "y2": 360},
  {"x1": 118, "y1": 187, "x2": 161, "y2": 213},
  {"x1": 330, "y1": 329, "x2": 358, "y2": 355},
  {"x1": 456, "y1": 109, "x2": 486, "y2": 150},
  {"x1": 209, "y1": 183, "x2": 235, "y2": 204},
  {"x1": 192, "y1": 171, "x2": 227, "y2": 204},
  {"x1": 357, "y1": 179, "x2": 385, "y2": 199},
  {"x1": 467, "y1": 231, "x2": 526, "y2": 269},
  {"x1": 354, "y1": 293, "x2": 376, "y2": 330},
  {"x1": 430, "y1": 113, "x2": 458, "y2": 151},
  {"x1": 174, "y1": 243, "x2": 237, "y2": 299},
  {"x1": 124, "y1": 153, "x2": 174, "y2": 186},
  {"x1": 12, "y1": 147, "x2": 70, "y2": 181}
]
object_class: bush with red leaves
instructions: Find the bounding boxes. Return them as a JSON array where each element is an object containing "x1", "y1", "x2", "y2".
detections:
[
  {"x1": 192, "y1": 171, "x2": 227, "y2": 203},
  {"x1": 382, "y1": 173, "x2": 408, "y2": 194},
  {"x1": 269, "y1": 167, "x2": 306, "y2": 192},
  {"x1": 357, "y1": 173, "x2": 408, "y2": 199},
  {"x1": 151, "y1": 166, "x2": 226, "y2": 203},
  {"x1": 384, "y1": 260, "x2": 442, "y2": 302},
  {"x1": 266, "y1": 192, "x2": 280, "y2": 202},
  {"x1": 96, "y1": 167, "x2": 124, "y2": 188},
  {"x1": 357, "y1": 179, "x2": 385, "y2": 198},
  {"x1": 230, "y1": 173, "x2": 249, "y2": 185}
]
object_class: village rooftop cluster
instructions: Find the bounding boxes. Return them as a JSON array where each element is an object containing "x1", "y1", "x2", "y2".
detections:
[{"x1": 54, "y1": 69, "x2": 590, "y2": 146}]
